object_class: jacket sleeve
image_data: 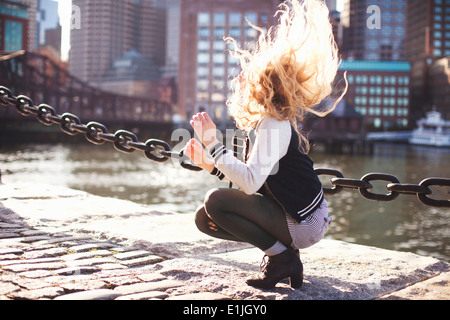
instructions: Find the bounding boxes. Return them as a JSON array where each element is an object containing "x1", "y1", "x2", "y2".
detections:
[{"x1": 209, "y1": 117, "x2": 291, "y2": 195}]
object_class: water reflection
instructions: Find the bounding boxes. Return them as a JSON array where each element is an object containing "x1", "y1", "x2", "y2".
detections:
[{"x1": 0, "y1": 142, "x2": 448, "y2": 261}]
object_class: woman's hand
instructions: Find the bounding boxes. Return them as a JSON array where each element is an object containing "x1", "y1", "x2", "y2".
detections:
[
  {"x1": 190, "y1": 112, "x2": 219, "y2": 150},
  {"x1": 184, "y1": 138, "x2": 215, "y2": 173}
]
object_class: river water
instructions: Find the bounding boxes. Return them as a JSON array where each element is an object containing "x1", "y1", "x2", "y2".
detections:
[{"x1": 0, "y1": 141, "x2": 449, "y2": 261}]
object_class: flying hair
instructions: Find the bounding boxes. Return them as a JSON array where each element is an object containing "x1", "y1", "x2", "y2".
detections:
[{"x1": 225, "y1": 0, "x2": 348, "y2": 152}]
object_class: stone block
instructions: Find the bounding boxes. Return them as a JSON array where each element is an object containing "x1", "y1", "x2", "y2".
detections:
[
  {"x1": 167, "y1": 292, "x2": 232, "y2": 300},
  {"x1": 114, "y1": 280, "x2": 184, "y2": 295},
  {"x1": 54, "y1": 289, "x2": 122, "y2": 300},
  {"x1": 119, "y1": 255, "x2": 164, "y2": 267},
  {"x1": 113, "y1": 250, "x2": 152, "y2": 260},
  {"x1": 115, "y1": 291, "x2": 169, "y2": 300},
  {"x1": 63, "y1": 250, "x2": 113, "y2": 261}
]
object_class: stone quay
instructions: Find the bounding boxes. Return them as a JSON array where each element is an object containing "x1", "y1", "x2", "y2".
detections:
[{"x1": 1, "y1": 182, "x2": 448, "y2": 300}]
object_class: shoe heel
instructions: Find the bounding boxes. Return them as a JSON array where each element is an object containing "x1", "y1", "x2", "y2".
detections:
[{"x1": 289, "y1": 273, "x2": 303, "y2": 289}]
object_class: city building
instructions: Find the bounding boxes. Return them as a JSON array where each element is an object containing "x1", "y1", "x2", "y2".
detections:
[
  {"x1": 0, "y1": 0, "x2": 37, "y2": 52},
  {"x1": 20, "y1": 0, "x2": 38, "y2": 52},
  {"x1": 177, "y1": 0, "x2": 281, "y2": 125},
  {"x1": 405, "y1": 0, "x2": 450, "y2": 120},
  {"x1": 337, "y1": 60, "x2": 411, "y2": 130},
  {"x1": 342, "y1": 0, "x2": 406, "y2": 61},
  {"x1": 99, "y1": 49, "x2": 163, "y2": 100},
  {"x1": 329, "y1": 6, "x2": 344, "y2": 49},
  {"x1": 42, "y1": 25, "x2": 61, "y2": 54},
  {"x1": 69, "y1": 0, "x2": 166, "y2": 85},
  {"x1": 428, "y1": 56, "x2": 450, "y2": 120},
  {"x1": 37, "y1": 0, "x2": 60, "y2": 50},
  {"x1": 164, "y1": 0, "x2": 181, "y2": 80}
]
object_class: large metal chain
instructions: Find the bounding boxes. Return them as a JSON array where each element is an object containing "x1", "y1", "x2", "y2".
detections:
[
  {"x1": 1, "y1": 86, "x2": 449, "y2": 208},
  {"x1": 315, "y1": 169, "x2": 450, "y2": 208},
  {"x1": 0, "y1": 86, "x2": 200, "y2": 171}
]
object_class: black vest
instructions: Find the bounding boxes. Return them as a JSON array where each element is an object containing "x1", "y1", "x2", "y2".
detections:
[{"x1": 254, "y1": 126, "x2": 324, "y2": 223}]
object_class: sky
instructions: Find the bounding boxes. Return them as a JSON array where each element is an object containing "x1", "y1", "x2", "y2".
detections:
[
  {"x1": 56, "y1": 0, "x2": 343, "y2": 61},
  {"x1": 56, "y1": 0, "x2": 72, "y2": 61}
]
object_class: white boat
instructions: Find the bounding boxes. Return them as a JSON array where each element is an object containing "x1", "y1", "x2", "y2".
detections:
[{"x1": 409, "y1": 111, "x2": 450, "y2": 147}]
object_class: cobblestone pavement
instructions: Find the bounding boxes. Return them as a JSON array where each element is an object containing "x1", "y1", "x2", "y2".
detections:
[{"x1": 0, "y1": 222, "x2": 232, "y2": 300}]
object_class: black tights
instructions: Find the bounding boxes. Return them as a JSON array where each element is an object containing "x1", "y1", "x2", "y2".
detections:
[{"x1": 195, "y1": 188, "x2": 292, "y2": 251}]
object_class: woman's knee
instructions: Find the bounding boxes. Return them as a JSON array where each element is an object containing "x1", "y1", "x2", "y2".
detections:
[
  {"x1": 194, "y1": 205, "x2": 208, "y2": 232},
  {"x1": 203, "y1": 188, "x2": 225, "y2": 216}
]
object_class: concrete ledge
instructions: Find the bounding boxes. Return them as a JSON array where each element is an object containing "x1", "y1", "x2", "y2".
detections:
[{"x1": 1, "y1": 183, "x2": 449, "y2": 300}]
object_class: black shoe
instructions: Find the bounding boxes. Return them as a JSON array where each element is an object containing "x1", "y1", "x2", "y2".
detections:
[{"x1": 246, "y1": 248, "x2": 303, "y2": 289}]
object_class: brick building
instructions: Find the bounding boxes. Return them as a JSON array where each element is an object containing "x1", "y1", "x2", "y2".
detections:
[
  {"x1": 428, "y1": 57, "x2": 450, "y2": 120},
  {"x1": 177, "y1": 0, "x2": 281, "y2": 125},
  {"x1": 337, "y1": 60, "x2": 411, "y2": 130},
  {"x1": 405, "y1": 0, "x2": 450, "y2": 120}
]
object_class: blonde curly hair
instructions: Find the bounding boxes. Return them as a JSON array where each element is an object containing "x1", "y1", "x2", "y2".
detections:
[{"x1": 225, "y1": 0, "x2": 347, "y2": 152}]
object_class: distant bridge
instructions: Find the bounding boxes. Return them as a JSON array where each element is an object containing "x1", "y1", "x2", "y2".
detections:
[{"x1": 0, "y1": 51, "x2": 173, "y2": 131}]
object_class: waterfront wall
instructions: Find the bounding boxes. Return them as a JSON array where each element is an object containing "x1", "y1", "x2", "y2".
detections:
[{"x1": 0, "y1": 182, "x2": 449, "y2": 300}]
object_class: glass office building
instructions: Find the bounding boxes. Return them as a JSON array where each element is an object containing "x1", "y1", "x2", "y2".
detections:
[
  {"x1": 342, "y1": 0, "x2": 406, "y2": 61},
  {"x1": 0, "y1": 0, "x2": 29, "y2": 51}
]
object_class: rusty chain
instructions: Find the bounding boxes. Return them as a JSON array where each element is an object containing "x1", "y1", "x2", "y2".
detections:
[{"x1": 1, "y1": 86, "x2": 449, "y2": 208}]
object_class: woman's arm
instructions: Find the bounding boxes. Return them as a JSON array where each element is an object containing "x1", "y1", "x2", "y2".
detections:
[
  {"x1": 184, "y1": 138, "x2": 215, "y2": 173},
  {"x1": 190, "y1": 114, "x2": 291, "y2": 194}
]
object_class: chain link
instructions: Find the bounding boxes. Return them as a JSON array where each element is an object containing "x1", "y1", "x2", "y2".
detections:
[
  {"x1": 1, "y1": 86, "x2": 449, "y2": 207},
  {"x1": 0, "y1": 86, "x2": 201, "y2": 171},
  {"x1": 317, "y1": 169, "x2": 450, "y2": 208}
]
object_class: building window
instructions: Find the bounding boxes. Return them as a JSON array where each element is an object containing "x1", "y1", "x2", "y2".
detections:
[
  {"x1": 196, "y1": 92, "x2": 209, "y2": 101},
  {"x1": 212, "y1": 66, "x2": 225, "y2": 77},
  {"x1": 245, "y1": 12, "x2": 258, "y2": 25},
  {"x1": 229, "y1": 13, "x2": 241, "y2": 26},
  {"x1": 198, "y1": 40, "x2": 209, "y2": 51},
  {"x1": 212, "y1": 79, "x2": 224, "y2": 91},
  {"x1": 214, "y1": 27, "x2": 225, "y2": 38},
  {"x1": 197, "y1": 79, "x2": 209, "y2": 91},
  {"x1": 229, "y1": 27, "x2": 241, "y2": 38},
  {"x1": 214, "y1": 13, "x2": 226, "y2": 26},
  {"x1": 211, "y1": 93, "x2": 225, "y2": 102},
  {"x1": 245, "y1": 27, "x2": 258, "y2": 38},
  {"x1": 197, "y1": 66, "x2": 208, "y2": 77},
  {"x1": 213, "y1": 53, "x2": 225, "y2": 64},
  {"x1": 374, "y1": 118, "x2": 382, "y2": 128},
  {"x1": 213, "y1": 40, "x2": 225, "y2": 51},
  {"x1": 347, "y1": 75, "x2": 354, "y2": 84},
  {"x1": 261, "y1": 14, "x2": 268, "y2": 24},
  {"x1": 4, "y1": 20, "x2": 23, "y2": 51},
  {"x1": 198, "y1": 13, "x2": 210, "y2": 26},
  {"x1": 197, "y1": 53, "x2": 210, "y2": 64},
  {"x1": 398, "y1": 76, "x2": 409, "y2": 85},
  {"x1": 198, "y1": 27, "x2": 209, "y2": 38}
]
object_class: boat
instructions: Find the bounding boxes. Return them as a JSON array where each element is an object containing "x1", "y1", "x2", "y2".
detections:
[{"x1": 409, "y1": 110, "x2": 450, "y2": 147}]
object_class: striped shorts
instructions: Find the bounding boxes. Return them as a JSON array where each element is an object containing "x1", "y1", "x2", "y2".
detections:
[{"x1": 286, "y1": 199, "x2": 331, "y2": 250}]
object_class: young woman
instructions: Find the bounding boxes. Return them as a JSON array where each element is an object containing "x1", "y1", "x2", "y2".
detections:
[{"x1": 184, "y1": 0, "x2": 347, "y2": 289}]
